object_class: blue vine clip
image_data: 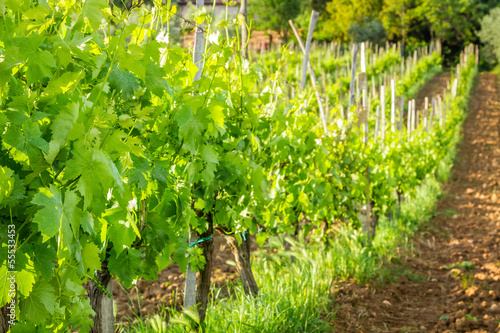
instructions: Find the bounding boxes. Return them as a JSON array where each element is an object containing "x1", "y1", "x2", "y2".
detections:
[{"x1": 189, "y1": 235, "x2": 212, "y2": 248}]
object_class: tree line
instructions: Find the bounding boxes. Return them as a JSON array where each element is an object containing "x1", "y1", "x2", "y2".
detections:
[{"x1": 251, "y1": 0, "x2": 498, "y2": 66}]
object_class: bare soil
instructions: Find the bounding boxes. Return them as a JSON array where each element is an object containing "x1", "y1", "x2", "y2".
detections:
[{"x1": 333, "y1": 73, "x2": 500, "y2": 333}]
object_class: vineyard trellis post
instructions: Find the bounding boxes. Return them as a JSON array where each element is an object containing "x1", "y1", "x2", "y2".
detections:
[
  {"x1": 431, "y1": 96, "x2": 436, "y2": 128},
  {"x1": 300, "y1": 11, "x2": 319, "y2": 91},
  {"x1": 391, "y1": 79, "x2": 396, "y2": 132},
  {"x1": 407, "y1": 99, "x2": 412, "y2": 141},
  {"x1": 399, "y1": 95, "x2": 405, "y2": 133},
  {"x1": 240, "y1": 0, "x2": 248, "y2": 59},
  {"x1": 348, "y1": 44, "x2": 359, "y2": 120},
  {"x1": 424, "y1": 97, "x2": 429, "y2": 133},
  {"x1": 184, "y1": 0, "x2": 206, "y2": 313},
  {"x1": 381, "y1": 85, "x2": 386, "y2": 151},
  {"x1": 289, "y1": 16, "x2": 328, "y2": 134},
  {"x1": 358, "y1": 43, "x2": 374, "y2": 239}
]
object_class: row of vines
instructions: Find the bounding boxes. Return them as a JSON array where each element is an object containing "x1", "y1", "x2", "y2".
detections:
[{"x1": 0, "y1": 0, "x2": 478, "y2": 332}]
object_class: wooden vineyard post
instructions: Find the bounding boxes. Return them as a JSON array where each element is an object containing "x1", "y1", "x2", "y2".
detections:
[
  {"x1": 240, "y1": 0, "x2": 248, "y2": 59},
  {"x1": 438, "y1": 95, "x2": 444, "y2": 128},
  {"x1": 371, "y1": 76, "x2": 376, "y2": 100},
  {"x1": 357, "y1": 43, "x2": 373, "y2": 240},
  {"x1": 415, "y1": 101, "x2": 419, "y2": 129},
  {"x1": 475, "y1": 44, "x2": 479, "y2": 66},
  {"x1": 407, "y1": 100, "x2": 412, "y2": 141},
  {"x1": 326, "y1": 93, "x2": 330, "y2": 120},
  {"x1": 391, "y1": 79, "x2": 396, "y2": 132},
  {"x1": 399, "y1": 95, "x2": 405, "y2": 133},
  {"x1": 412, "y1": 100, "x2": 416, "y2": 132},
  {"x1": 380, "y1": 85, "x2": 386, "y2": 151},
  {"x1": 360, "y1": 43, "x2": 368, "y2": 144},
  {"x1": 184, "y1": 231, "x2": 197, "y2": 310},
  {"x1": 184, "y1": 0, "x2": 206, "y2": 314},
  {"x1": 430, "y1": 97, "x2": 436, "y2": 128},
  {"x1": 348, "y1": 44, "x2": 359, "y2": 120},
  {"x1": 424, "y1": 97, "x2": 429, "y2": 133},
  {"x1": 300, "y1": 11, "x2": 318, "y2": 90},
  {"x1": 375, "y1": 105, "x2": 380, "y2": 141},
  {"x1": 321, "y1": 70, "x2": 326, "y2": 95},
  {"x1": 389, "y1": 79, "x2": 397, "y2": 220},
  {"x1": 289, "y1": 15, "x2": 328, "y2": 134},
  {"x1": 443, "y1": 98, "x2": 448, "y2": 128},
  {"x1": 396, "y1": 93, "x2": 405, "y2": 212}
]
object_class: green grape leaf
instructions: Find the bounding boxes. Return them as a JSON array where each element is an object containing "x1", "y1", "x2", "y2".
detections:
[
  {"x1": 173, "y1": 242, "x2": 188, "y2": 272},
  {"x1": 201, "y1": 162, "x2": 217, "y2": 184},
  {"x1": 81, "y1": 242, "x2": 101, "y2": 272},
  {"x1": 207, "y1": 103, "x2": 226, "y2": 135},
  {"x1": 108, "y1": 248, "x2": 142, "y2": 288},
  {"x1": 82, "y1": 0, "x2": 108, "y2": 30},
  {"x1": 155, "y1": 246, "x2": 173, "y2": 272},
  {"x1": 117, "y1": 44, "x2": 145, "y2": 80},
  {"x1": 26, "y1": 50, "x2": 56, "y2": 85},
  {"x1": 80, "y1": 211, "x2": 95, "y2": 235},
  {"x1": 24, "y1": 121, "x2": 50, "y2": 154},
  {"x1": 201, "y1": 145, "x2": 218, "y2": 165},
  {"x1": 16, "y1": 269, "x2": 36, "y2": 298},
  {"x1": 10, "y1": 322, "x2": 38, "y2": 333},
  {"x1": 32, "y1": 243, "x2": 56, "y2": 281},
  {"x1": 20, "y1": 281, "x2": 57, "y2": 325},
  {"x1": 145, "y1": 62, "x2": 166, "y2": 97},
  {"x1": 128, "y1": 155, "x2": 150, "y2": 191},
  {"x1": 105, "y1": 207, "x2": 138, "y2": 255},
  {"x1": 23, "y1": 6, "x2": 51, "y2": 21},
  {"x1": 43, "y1": 71, "x2": 83, "y2": 96},
  {"x1": 175, "y1": 106, "x2": 202, "y2": 154},
  {"x1": 31, "y1": 186, "x2": 79, "y2": 241},
  {"x1": 68, "y1": 299, "x2": 95, "y2": 333},
  {"x1": 108, "y1": 68, "x2": 139, "y2": 100},
  {"x1": 0, "y1": 265, "x2": 13, "y2": 306},
  {"x1": 64, "y1": 147, "x2": 124, "y2": 210},
  {"x1": 0, "y1": 166, "x2": 14, "y2": 205},
  {"x1": 46, "y1": 103, "x2": 80, "y2": 163},
  {"x1": 51, "y1": 103, "x2": 79, "y2": 143}
]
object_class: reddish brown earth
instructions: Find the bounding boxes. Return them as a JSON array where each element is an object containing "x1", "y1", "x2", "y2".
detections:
[
  {"x1": 113, "y1": 235, "x2": 242, "y2": 323},
  {"x1": 414, "y1": 72, "x2": 451, "y2": 111},
  {"x1": 333, "y1": 73, "x2": 500, "y2": 332}
]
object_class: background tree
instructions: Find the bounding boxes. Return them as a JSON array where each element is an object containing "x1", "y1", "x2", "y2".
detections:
[
  {"x1": 478, "y1": 7, "x2": 500, "y2": 66},
  {"x1": 249, "y1": 0, "x2": 302, "y2": 42},
  {"x1": 315, "y1": 0, "x2": 498, "y2": 65},
  {"x1": 295, "y1": 0, "x2": 330, "y2": 35},
  {"x1": 348, "y1": 17, "x2": 386, "y2": 44},
  {"x1": 317, "y1": 0, "x2": 384, "y2": 42}
]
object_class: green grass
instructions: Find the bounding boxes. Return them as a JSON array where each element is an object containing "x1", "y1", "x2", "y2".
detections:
[
  {"x1": 443, "y1": 209, "x2": 459, "y2": 216},
  {"x1": 492, "y1": 63, "x2": 500, "y2": 76}
]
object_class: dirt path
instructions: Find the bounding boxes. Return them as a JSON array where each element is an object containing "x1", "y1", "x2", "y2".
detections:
[
  {"x1": 334, "y1": 73, "x2": 500, "y2": 333},
  {"x1": 414, "y1": 72, "x2": 450, "y2": 111}
]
